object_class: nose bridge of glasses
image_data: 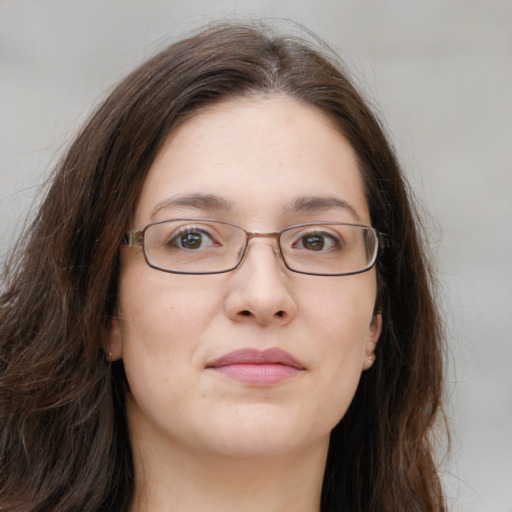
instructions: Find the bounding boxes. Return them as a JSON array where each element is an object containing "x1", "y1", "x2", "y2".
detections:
[{"x1": 242, "y1": 231, "x2": 283, "y2": 259}]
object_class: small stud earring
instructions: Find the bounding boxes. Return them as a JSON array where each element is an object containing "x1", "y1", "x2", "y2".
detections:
[{"x1": 367, "y1": 354, "x2": 375, "y2": 362}]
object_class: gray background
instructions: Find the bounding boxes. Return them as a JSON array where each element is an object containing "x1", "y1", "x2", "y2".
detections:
[{"x1": 1, "y1": 1, "x2": 511, "y2": 510}]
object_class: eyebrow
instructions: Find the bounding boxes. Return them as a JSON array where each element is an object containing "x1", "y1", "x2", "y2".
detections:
[
  {"x1": 286, "y1": 196, "x2": 362, "y2": 222},
  {"x1": 151, "y1": 193, "x2": 234, "y2": 219},
  {"x1": 150, "y1": 193, "x2": 362, "y2": 222}
]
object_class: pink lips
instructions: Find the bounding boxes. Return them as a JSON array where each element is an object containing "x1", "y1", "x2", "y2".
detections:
[{"x1": 206, "y1": 348, "x2": 305, "y2": 386}]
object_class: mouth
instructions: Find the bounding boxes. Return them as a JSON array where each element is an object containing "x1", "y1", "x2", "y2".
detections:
[{"x1": 205, "y1": 348, "x2": 305, "y2": 386}]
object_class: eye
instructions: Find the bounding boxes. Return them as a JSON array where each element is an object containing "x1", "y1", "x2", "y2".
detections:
[
  {"x1": 169, "y1": 227, "x2": 220, "y2": 250},
  {"x1": 293, "y1": 231, "x2": 341, "y2": 252},
  {"x1": 179, "y1": 231, "x2": 206, "y2": 249}
]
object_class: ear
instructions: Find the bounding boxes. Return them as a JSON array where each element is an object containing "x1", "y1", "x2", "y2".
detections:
[
  {"x1": 106, "y1": 315, "x2": 124, "y2": 362},
  {"x1": 362, "y1": 313, "x2": 382, "y2": 370}
]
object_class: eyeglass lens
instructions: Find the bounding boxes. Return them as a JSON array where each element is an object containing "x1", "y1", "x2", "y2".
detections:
[{"x1": 140, "y1": 219, "x2": 379, "y2": 275}]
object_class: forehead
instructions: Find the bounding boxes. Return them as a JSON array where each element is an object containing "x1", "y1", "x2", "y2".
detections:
[{"x1": 134, "y1": 95, "x2": 369, "y2": 227}]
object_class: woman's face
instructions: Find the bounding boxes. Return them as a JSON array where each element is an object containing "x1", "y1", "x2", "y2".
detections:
[{"x1": 110, "y1": 95, "x2": 381, "y2": 460}]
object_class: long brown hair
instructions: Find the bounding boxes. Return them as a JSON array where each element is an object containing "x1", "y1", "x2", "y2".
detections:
[{"x1": 0, "y1": 22, "x2": 446, "y2": 511}]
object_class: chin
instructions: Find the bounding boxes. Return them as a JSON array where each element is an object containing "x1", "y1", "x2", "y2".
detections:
[{"x1": 195, "y1": 405, "x2": 334, "y2": 459}]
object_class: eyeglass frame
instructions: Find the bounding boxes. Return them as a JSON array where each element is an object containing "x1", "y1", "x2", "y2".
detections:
[{"x1": 123, "y1": 218, "x2": 391, "y2": 277}]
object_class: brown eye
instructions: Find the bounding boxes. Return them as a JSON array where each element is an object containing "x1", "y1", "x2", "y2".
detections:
[
  {"x1": 290, "y1": 230, "x2": 341, "y2": 253},
  {"x1": 180, "y1": 232, "x2": 204, "y2": 249},
  {"x1": 166, "y1": 228, "x2": 218, "y2": 250},
  {"x1": 301, "y1": 235, "x2": 325, "y2": 251}
]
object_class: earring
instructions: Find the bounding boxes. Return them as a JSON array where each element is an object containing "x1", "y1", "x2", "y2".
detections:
[{"x1": 367, "y1": 354, "x2": 375, "y2": 362}]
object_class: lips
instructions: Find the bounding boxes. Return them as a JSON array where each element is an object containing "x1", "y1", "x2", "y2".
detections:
[{"x1": 206, "y1": 348, "x2": 305, "y2": 386}]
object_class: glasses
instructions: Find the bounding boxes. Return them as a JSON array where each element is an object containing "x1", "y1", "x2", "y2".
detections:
[{"x1": 124, "y1": 218, "x2": 390, "y2": 276}]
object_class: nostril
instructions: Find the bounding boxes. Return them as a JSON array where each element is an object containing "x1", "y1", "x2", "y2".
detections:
[
  {"x1": 276, "y1": 311, "x2": 285, "y2": 318},
  {"x1": 241, "y1": 310, "x2": 251, "y2": 316}
]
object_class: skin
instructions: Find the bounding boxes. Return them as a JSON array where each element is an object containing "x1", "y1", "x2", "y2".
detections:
[{"x1": 109, "y1": 95, "x2": 382, "y2": 512}]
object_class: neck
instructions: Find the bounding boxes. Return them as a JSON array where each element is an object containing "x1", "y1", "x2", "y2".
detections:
[{"x1": 129, "y1": 427, "x2": 328, "y2": 512}]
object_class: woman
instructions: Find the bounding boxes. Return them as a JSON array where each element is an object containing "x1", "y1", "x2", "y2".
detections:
[{"x1": 0, "y1": 22, "x2": 447, "y2": 511}]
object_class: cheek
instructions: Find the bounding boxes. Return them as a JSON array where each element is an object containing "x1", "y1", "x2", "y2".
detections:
[
  {"x1": 296, "y1": 276, "x2": 376, "y2": 423},
  {"x1": 117, "y1": 265, "x2": 223, "y2": 344},
  {"x1": 115, "y1": 272, "x2": 218, "y2": 421},
  {"x1": 298, "y1": 273, "x2": 377, "y2": 348},
  {"x1": 305, "y1": 328, "x2": 368, "y2": 434},
  {"x1": 115, "y1": 268, "x2": 235, "y2": 407}
]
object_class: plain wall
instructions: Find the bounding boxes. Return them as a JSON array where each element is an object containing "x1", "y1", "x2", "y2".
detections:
[{"x1": 1, "y1": 1, "x2": 511, "y2": 510}]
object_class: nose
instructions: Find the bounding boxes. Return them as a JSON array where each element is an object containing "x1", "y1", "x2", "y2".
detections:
[{"x1": 224, "y1": 239, "x2": 297, "y2": 326}]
